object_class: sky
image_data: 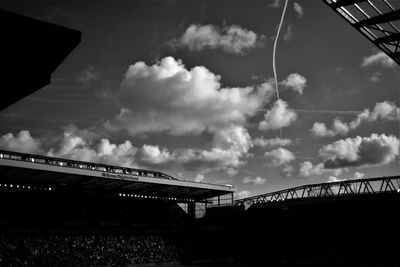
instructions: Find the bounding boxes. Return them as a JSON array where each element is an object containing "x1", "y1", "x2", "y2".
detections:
[{"x1": 0, "y1": 0, "x2": 399, "y2": 199}]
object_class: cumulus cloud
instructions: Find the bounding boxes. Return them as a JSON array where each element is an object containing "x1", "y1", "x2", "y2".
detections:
[
  {"x1": 370, "y1": 72, "x2": 382, "y2": 82},
  {"x1": 48, "y1": 129, "x2": 138, "y2": 167},
  {"x1": 327, "y1": 176, "x2": 345, "y2": 183},
  {"x1": 194, "y1": 174, "x2": 205, "y2": 182},
  {"x1": 327, "y1": 171, "x2": 364, "y2": 183},
  {"x1": 361, "y1": 51, "x2": 396, "y2": 68},
  {"x1": 135, "y1": 125, "x2": 253, "y2": 174},
  {"x1": 320, "y1": 134, "x2": 399, "y2": 168},
  {"x1": 243, "y1": 176, "x2": 266, "y2": 185},
  {"x1": 253, "y1": 137, "x2": 293, "y2": 148},
  {"x1": 311, "y1": 119, "x2": 350, "y2": 137},
  {"x1": 350, "y1": 171, "x2": 365, "y2": 180},
  {"x1": 311, "y1": 101, "x2": 400, "y2": 137},
  {"x1": 173, "y1": 24, "x2": 266, "y2": 54},
  {"x1": 269, "y1": 0, "x2": 282, "y2": 8},
  {"x1": 293, "y1": 2, "x2": 304, "y2": 18},
  {"x1": 139, "y1": 145, "x2": 172, "y2": 164},
  {"x1": 283, "y1": 24, "x2": 293, "y2": 42},
  {"x1": 264, "y1": 147, "x2": 295, "y2": 167},
  {"x1": 298, "y1": 161, "x2": 343, "y2": 177},
  {"x1": 0, "y1": 130, "x2": 42, "y2": 154},
  {"x1": 111, "y1": 57, "x2": 273, "y2": 136},
  {"x1": 236, "y1": 190, "x2": 251, "y2": 199},
  {"x1": 259, "y1": 100, "x2": 297, "y2": 131},
  {"x1": 281, "y1": 73, "x2": 307, "y2": 94}
]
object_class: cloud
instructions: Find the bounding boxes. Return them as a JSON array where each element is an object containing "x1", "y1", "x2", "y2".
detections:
[
  {"x1": 293, "y1": 2, "x2": 304, "y2": 18},
  {"x1": 327, "y1": 171, "x2": 364, "y2": 183},
  {"x1": 370, "y1": 72, "x2": 382, "y2": 82},
  {"x1": 136, "y1": 125, "x2": 253, "y2": 174},
  {"x1": 259, "y1": 100, "x2": 298, "y2": 131},
  {"x1": 283, "y1": 24, "x2": 293, "y2": 42},
  {"x1": 361, "y1": 51, "x2": 396, "y2": 68},
  {"x1": 350, "y1": 171, "x2": 365, "y2": 180},
  {"x1": 311, "y1": 101, "x2": 400, "y2": 137},
  {"x1": 110, "y1": 57, "x2": 273, "y2": 136},
  {"x1": 243, "y1": 176, "x2": 266, "y2": 185},
  {"x1": 264, "y1": 147, "x2": 295, "y2": 167},
  {"x1": 194, "y1": 174, "x2": 205, "y2": 182},
  {"x1": 281, "y1": 73, "x2": 307, "y2": 94},
  {"x1": 327, "y1": 176, "x2": 345, "y2": 183},
  {"x1": 48, "y1": 130, "x2": 138, "y2": 168},
  {"x1": 320, "y1": 134, "x2": 399, "y2": 168},
  {"x1": 350, "y1": 101, "x2": 400, "y2": 129},
  {"x1": 236, "y1": 190, "x2": 251, "y2": 199},
  {"x1": 139, "y1": 144, "x2": 172, "y2": 164},
  {"x1": 77, "y1": 65, "x2": 102, "y2": 87},
  {"x1": 298, "y1": 161, "x2": 343, "y2": 177},
  {"x1": 0, "y1": 130, "x2": 42, "y2": 154},
  {"x1": 173, "y1": 24, "x2": 266, "y2": 54},
  {"x1": 311, "y1": 119, "x2": 350, "y2": 137},
  {"x1": 269, "y1": 0, "x2": 282, "y2": 8},
  {"x1": 253, "y1": 137, "x2": 293, "y2": 148}
]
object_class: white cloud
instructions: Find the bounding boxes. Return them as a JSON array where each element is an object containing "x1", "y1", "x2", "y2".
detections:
[
  {"x1": 311, "y1": 101, "x2": 400, "y2": 137},
  {"x1": 243, "y1": 176, "x2": 266, "y2": 185},
  {"x1": 264, "y1": 147, "x2": 295, "y2": 167},
  {"x1": 293, "y1": 2, "x2": 304, "y2": 18},
  {"x1": 259, "y1": 100, "x2": 297, "y2": 131},
  {"x1": 350, "y1": 171, "x2": 365, "y2": 180},
  {"x1": 253, "y1": 137, "x2": 293, "y2": 148},
  {"x1": 194, "y1": 174, "x2": 205, "y2": 182},
  {"x1": 281, "y1": 73, "x2": 307, "y2": 94},
  {"x1": 361, "y1": 51, "x2": 396, "y2": 68},
  {"x1": 0, "y1": 130, "x2": 42, "y2": 154},
  {"x1": 236, "y1": 190, "x2": 251, "y2": 199},
  {"x1": 320, "y1": 134, "x2": 399, "y2": 168},
  {"x1": 311, "y1": 119, "x2": 350, "y2": 137},
  {"x1": 111, "y1": 57, "x2": 273, "y2": 136},
  {"x1": 370, "y1": 72, "x2": 382, "y2": 82},
  {"x1": 174, "y1": 24, "x2": 265, "y2": 54},
  {"x1": 298, "y1": 161, "x2": 343, "y2": 178},
  {"x1": 135, "y1": 125, "x2": 253, "y2": 174},
  {"x1": 269, "y1": 0, "x2": 282, "y2": 8},
  {"x1": 139, "y1": 144, "x2": 172, "y2": 164},
  {"x1": 283, "y1": 24, "x2": 293, "y2": 42},
  {"x1": 350, "y1": 101, "x2": 400, "y2": 129},
  {"x1": 327, "y1": 176, "x2": 345, "y2": 183}
]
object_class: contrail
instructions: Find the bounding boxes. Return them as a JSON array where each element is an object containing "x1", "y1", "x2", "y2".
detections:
[
  {"x1": 272, "y1": 0, "x2": 289, "y2": 138},
  {"x1": 272, "y1": 0, "x2": 289, "y2": 101}
]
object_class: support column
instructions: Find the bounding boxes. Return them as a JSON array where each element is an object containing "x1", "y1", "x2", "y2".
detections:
[{"x1": 188, "y1": 202, "x2": 196, "y2": 219}]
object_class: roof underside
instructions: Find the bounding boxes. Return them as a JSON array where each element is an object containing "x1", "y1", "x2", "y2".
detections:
[
  {"x1": 0, "y1": 9, "x2": 81, "y2": 111},
  {"x1": 323, "y1": 0, "x2": 400, "y2": 65},
  {"x1": 0, "y1": 150, "x2": 234, "y2": 201}
]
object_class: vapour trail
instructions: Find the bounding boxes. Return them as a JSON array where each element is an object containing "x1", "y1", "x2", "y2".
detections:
[{"x1": 272, "y1": 0, "x2": 289, "y2": 138}]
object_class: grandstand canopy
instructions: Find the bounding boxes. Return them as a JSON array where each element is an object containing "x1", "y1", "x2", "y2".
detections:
[
  {"x1": 0, "y1": 150, "x2": 235, "y2": 202},
  {"x1": 323, "y1": 0, "x2": 400, "y2": 65},
  {"x1": 0, "y1": 9, "x2": 81, "y2": 111}
]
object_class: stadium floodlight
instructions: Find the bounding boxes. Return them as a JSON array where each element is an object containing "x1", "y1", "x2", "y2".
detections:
[{"x1": 0, "y1": 153, "x2": 3, "y2": 158}]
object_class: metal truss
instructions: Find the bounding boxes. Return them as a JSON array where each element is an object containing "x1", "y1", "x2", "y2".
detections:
[
  {"x1": 234, "y1": 176, "x2": 400, "y2": 207},
  {"x1": 323, "y1": 0, "x2": 400, "y2": 65},
  {"x1": 0, "y1": 149, "x2": 177, "y2": 181}
]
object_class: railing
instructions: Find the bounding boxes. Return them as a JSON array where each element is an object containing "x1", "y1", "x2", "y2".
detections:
[{"x1": 234, "y1": 176, "x2": 400, "y2": 207}]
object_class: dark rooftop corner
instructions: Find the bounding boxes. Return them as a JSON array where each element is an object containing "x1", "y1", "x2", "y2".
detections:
[{"x1": 0, "y1": 9, "x2": 81, "y2": 111}]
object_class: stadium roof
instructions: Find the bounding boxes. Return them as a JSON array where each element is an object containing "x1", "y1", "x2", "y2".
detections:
[
  {"x1": 323, "y1": 0, "x2": 400, "y2": 65},
  {"x1": 0, "y1": 150, "x2": 235, "y2": 201},
  {"x1": 0, "y1": 9, "x2": 81, "y2": 111}
]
